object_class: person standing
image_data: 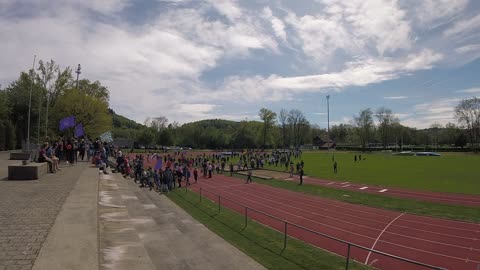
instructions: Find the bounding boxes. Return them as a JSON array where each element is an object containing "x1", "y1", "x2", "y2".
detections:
[
  {"x1": 333, "y1": 161, "x2": 338, "y2": 174},
  {"x1": 229, "y1": 163, "x2": 234, "y2": 176},
  {"x1": 193, "y1": 167, "x2": 198, "y2": 183},
  {"x1": 246, "y1": 168, "x2": 252, "y2": 183},
  {"x1": 208, "y1": 163, "x2": 213, "y2": 178},
  {"x1": 299, "y1": 168, "x2": 304, "y2": 185}
]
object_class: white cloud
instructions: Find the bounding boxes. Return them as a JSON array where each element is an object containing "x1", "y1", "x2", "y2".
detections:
[
  {"x1": 314, "y1": 112, "x2": 326, "y2": 115},
  {"x1": 384, "y1": 96, "x2": 408, "y2": 100},
  {"x1": 321, "y1": 0, "x2": 412, "y2": 55},
  {"x1": 207, "y1": 0, "x2": 243, "y2": 22},
  {"x1": 262, "y1": 7, "x2": 287, "y2": 42},
  {"x1": 456, "y1": 87, "x2": 480, "y2": 94},
  {"x1": 411, "y1": 0, "x2": 468, "y2": 26},
  {"x1": 444, "y1": 13, "x2": 480, "y2": 37},
  {"x1": 215, "y1": 49, "x2": 442, "y2": 102},
  {"x1": 455, "y1": 44, "x2": 480, "y2": 54},
  {"x1": 401, "y1": 98, "x2": 460, "y2": 128}
]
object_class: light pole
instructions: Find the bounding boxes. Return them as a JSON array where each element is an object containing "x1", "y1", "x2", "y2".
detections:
[
  {"x1": 75, "y1": 64, "x2": 81, "y2": 89},
  {"x1": 27, "y1": 55, "x2": 36, "y2": 152},
  {"x1": 326, "y1": 95, "x2": 330, "y2": 149}
]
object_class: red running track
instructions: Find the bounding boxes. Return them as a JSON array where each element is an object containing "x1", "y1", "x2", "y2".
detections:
[
  {"x1": 126, "y1": 153, "x2": 480, "y2": 207},
  {"x1": 186, "y1": 174, "x2": 480, "y2": 270},
  {"x1": 264, "y1": 169, "x2": 480, "y2": 207}
]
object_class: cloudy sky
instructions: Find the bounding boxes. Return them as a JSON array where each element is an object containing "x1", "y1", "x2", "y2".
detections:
[{"x1": 1, "y1": 0, "x2": 480, "y2": 129}]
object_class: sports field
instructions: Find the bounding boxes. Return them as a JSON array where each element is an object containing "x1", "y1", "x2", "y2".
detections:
[{"x1": 264, "y1": 151, "x2": 480, "y2": 195}]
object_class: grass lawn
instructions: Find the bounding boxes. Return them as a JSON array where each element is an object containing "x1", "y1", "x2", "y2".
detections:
[
  {"x1": 233, "y1": 175, "x2": 480, "y2": 223},
  {"x1": 167, "y1": 188, "x2": 371, "y2": 270},
  {"x1": 261, "y1": 151, "x2": 480, "y2": 195}
]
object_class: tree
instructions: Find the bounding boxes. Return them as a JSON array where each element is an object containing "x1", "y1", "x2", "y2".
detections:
[
  {"x1": 278, "y1": 108, "x2": 288, "y2": 147},
  {"x1": 288, "y1": 109, "x2": 306, "y2": 147},
  {"x1": 145, "y1": 116, "x2": 168, "y2": 132},
  {"x1": 354, "y1": 108, "x2": 374, "y2": 149},
  {"x1": 5, "y1": 71, "x2": 45, "y2": 147},
  {"x1": 259, "y1": 108, "x2": 277, "y2": 148},
  {"x1": 136, "y1": 128, "x2": 156, "y2": 148},
  {"x1": 376, "y1": 107, "x2": 399, "y2": 148},
  {"x1": 77, "y1": 79, "x2": 110, "y2": 104},
  {"x1": 37, "y1": 59, "x2": 59, "y2": 138},
  {"x1": 455, "y1": 97, "x2": 480, "y2": 151},
  {"x1": 50, "y1": 89, "x2": 112, "y2": 139}
]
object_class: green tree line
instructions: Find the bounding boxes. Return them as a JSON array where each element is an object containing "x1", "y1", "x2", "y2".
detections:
[{"x1": 0, "y1": 59, "x2": 112, "y2": 150}]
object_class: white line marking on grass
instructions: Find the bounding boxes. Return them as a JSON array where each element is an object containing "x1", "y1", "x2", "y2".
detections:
[
  {"x1": 365, "y1": 212, "x2": 406, "y2": 264},
  {"x1": 341, "y1": 184, "x2": 350, "y2": 188},
  {"x1": 360, "y1": 187, "x2": 368, "y2": 190},
  {"x1": 379, "y1": 189, "x2": 388, "y2": 193}
]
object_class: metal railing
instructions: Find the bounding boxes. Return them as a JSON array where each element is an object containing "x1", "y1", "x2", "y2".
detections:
[{"x1": 182, "y1": 186, "x2": 447, "y2": 270}]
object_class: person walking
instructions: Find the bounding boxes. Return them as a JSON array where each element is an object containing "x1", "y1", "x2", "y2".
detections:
[
  {"x1": 246, "y1": 168, "x2": 252, "y2": 183},
  {"x1": 193, "y1": 167, "x2": 198, "y2": 183},
  {"x1": 299, "y1": 168, "x2": 304, "y2": 185}
]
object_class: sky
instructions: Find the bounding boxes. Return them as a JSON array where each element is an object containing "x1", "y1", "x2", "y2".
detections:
[{"x1": 1, "y1": 0, "x2": 480, "y2": 129}]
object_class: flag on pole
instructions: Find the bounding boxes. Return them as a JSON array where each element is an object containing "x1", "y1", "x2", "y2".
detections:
[
  {"x1": 59, "y1": 116, "x2": 75, "y2": 131},
  {"x1": 99, "y1": 131, "x2": 113, "y2": 143},
  {"x1": 74, "y1": 123, "x2": 84, "y2": 138},
  {"x1": 154, "y1": 158, "x2": 163, "y2": 171}
]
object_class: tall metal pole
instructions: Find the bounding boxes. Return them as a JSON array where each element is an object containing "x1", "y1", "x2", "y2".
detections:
[
  {"x1": 327, "y1": 95, "x2": 330, "y2": 149},
  {"x1": 27, "y1": 55, "x2": 36, "y2": 152},
  {"x1": 75, "y1": 64, "x2": 81, "y2": 89},
  {"x1": 45, "y1": 91, "x2": 49, "y2": 138}
]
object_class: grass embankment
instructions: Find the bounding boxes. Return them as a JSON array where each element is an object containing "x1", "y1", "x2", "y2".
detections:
[
  {"x1": 167, "y1": 189, "x2": 371, "y2": 270},
  {"x1": 232, "y1": 174, "x2": 480, "y2": 223},
  {"x1": 260, "y1": 152, "x2": 480, "y2": 195}
]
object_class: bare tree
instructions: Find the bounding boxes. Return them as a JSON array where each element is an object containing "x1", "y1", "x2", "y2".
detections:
[
  {"x1": 288, "y1": 109, "x2": 306, "y2": 147},
  {"x1": 354, "y1": 108, "x2": 374, "y2": 149},
  {"x1": 144, "y1": 116, "x2": 169, "y2": 132},
  {"x1": 278, "y1": 109, "x2": 288, "y2": 147},
  {"x1": 455, "y1": 97, "x2": 480, "y2": 151},
  {"x1": 375, "y1": 107, "x2": 399, "y2": 148}
]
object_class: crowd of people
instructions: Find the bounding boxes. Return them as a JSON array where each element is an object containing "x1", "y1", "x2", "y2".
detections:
[{"x1": 38, "y1": 136, "x2": 114, "y2": 174}]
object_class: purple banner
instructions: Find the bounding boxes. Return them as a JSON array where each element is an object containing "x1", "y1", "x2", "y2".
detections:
[
  {"x1": 74, "y1": 123, "x2": 84, "y2": 137},
  {"x1": 59, "y1": 116, "x2": 75, "y2": 131},
  {"x1": 154, "y1": 159, "x2": 163, "y2": 171}
]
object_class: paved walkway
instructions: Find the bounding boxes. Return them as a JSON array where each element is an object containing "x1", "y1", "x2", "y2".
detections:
[
  {"x1": 0, "y1": 158, "x2": 87, "y2": 270},
  {"x1": 98, "y1": 169, "x2": 265, "y2": 270},
  {"x1": 0, "y1": 153, "x2": 264, "y2": 270}
]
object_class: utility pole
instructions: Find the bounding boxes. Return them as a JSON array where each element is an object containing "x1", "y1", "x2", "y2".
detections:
[
  {"x1": 27, "y1": 55, "x2": 36, "y2": 152},
  {"x1": 327, "y1": 95, "x2": 330, "y2": 149},
  {"x1": 75, "y1": 64, "x2": 81, "y2": 89}
]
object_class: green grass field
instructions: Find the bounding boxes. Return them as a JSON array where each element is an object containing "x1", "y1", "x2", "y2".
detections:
[{"x1": 263, "y1": 151, "x2": 480, "y2": 195}]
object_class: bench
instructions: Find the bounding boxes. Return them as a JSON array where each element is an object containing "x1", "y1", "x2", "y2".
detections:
[
  {"x1": 8, "y1": 162, "x2": 48, "y2": 180},
  {"x1": 10, "y1": 152, "x2": 31, "y2": 160}
]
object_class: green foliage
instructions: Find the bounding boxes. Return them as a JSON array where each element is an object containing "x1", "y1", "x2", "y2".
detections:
[
  {"x1": 50, "y1": 89, "x2": 112, "y2": 139},
  {"x1": 77, "y1": 79, "x2": 110, "y2": 103},
  {"x1": 259, "y1": 108, "x2": 277, "y2": 147},
  {"x1": 136, "y1": 128, "x2": 156, "y2": 146}
]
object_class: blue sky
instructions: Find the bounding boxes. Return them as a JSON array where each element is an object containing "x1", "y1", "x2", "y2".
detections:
[{"x1": 1, "y1": 0, "x2": 480, "y2": 129}]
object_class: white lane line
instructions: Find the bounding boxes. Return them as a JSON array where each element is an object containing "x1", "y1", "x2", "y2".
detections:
[
  {"x1": 201, "y1": 182, "x2": 480, "y2": 261},
  {"x1": 342, "y1": 184, "x2": 351, "y2": 188},
  {"x1": 340, "y1": 182, "x2": 349, "y2": 184},
  {"x1": 365, "y1": 212, "x2": 406, "y2": 264},
  {"x1": 327, "y1": 182, "x2": 335, "y2": 185},
  {"x1": 379, "y1": 189, "x2": 388, "y2": 193},
  {"x1": 360, "y1": 187, "x2": 368, "y2": 190}
]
